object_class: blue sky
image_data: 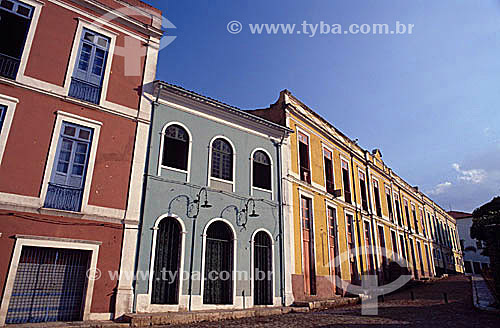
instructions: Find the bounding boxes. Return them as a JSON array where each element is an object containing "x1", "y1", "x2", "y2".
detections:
[{"x1": 145, "y1": 0, "x2": 500, "y2": 212}]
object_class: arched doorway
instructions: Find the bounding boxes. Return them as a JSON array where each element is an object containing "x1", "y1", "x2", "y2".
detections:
[
  {"x1": 152, "y1": 218, "x2": 182, "y2": 304},
  {"x1": 253, "y1": 231, "x2": 273, "y2": 305},
  {"x1": 203, "y1": 220, "x2": 234, "y2": 304}
]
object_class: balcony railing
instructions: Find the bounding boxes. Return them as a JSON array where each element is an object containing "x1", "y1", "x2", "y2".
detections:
[
  {"x1": 0, "y1": 53, "x2": 20, "y2": 80},
  {"x1": 44, "y1": 183, "x2": 83, "y2": 212},
  {"x1": 68, "y1": 78, "x2": 101, "y2": 104}
]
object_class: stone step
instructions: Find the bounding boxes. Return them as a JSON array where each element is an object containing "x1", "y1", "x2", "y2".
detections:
[
  {"x1": 122, "y1": 306, "x2": 308, "y2": 327},
  {"x1": 293, "y1": 296, "x2": 359, "y2": 310},
  {"x1": 5, "y1": 321, "x2": 129, "y2": 328}
]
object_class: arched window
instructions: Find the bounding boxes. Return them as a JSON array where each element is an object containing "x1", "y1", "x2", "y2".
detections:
[
  {"x1": 211, "y1": 138, "x2": 233, "y2": 181},
  {"x1": 252, "y1": 150, "x2": 271, "y2": 190},
  {"x1": 253, "y1": 231, "x2": 273, "y2": 305},
  {"x1": 162, "y1": 124, "x2": 189, "y2": 171}
]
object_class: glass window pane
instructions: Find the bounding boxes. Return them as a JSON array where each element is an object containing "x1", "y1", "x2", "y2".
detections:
[
  {"x1": 56, "y1": 162, "x2": 68, "y2": 173},
  {"x1": 63, "y1": 126, "x2": 76, "y2": 137},
  {"x1": 59, "y1": 150, "x2": 71, "y2": 162},
  {"x1": 72, "y1": 164, "x2": 84, "y2": 176},
  {"x1": 84, "y1": 32, "x2": 94, "y2": 42},
  {"x1": 74, "y1": 153, "x2": 85, "y2": 165},
  {"x1": 17, "y1": 5, "x2": 30, "y2": 17},
  {"x1": 76, "y1": 143, "x2": 87, "y2": 153},
  {"x1": 79, "y1": 129, "x2": 90, "y2": 140},
  {"x1": 1, "y1": 0, "x2": 14, "y2": 10},
  {"x1": 61, "y1": 139, "x2": 73, "y2": 151}
]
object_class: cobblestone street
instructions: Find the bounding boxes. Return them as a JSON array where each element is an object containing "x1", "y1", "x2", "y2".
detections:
[{"x1": 167, "y1": 276, "x2": 499, "y2": 328}]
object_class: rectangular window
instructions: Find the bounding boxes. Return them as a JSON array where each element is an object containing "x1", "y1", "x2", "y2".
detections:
[
  {"x1": 394, "y1": 194, "x2": 402, "y2": 226},
  {"x1": 323, "y1": 148, "x2": 335, "y2": 194},
  {"x1": 68, "y1": 28, "x2": 110, "y2": 104},
  {"x1": 298, "y1": 132, "x2": 311, "y2": 184},
  {"x1": 346, "y1": 214, "x2": 359, "y2": 282},
  {"x1": 420, "y1": 210, "x2": 425, "y2": 236},
  {"x1": 364, "y1": 221, "x2": 374, "y2": 274},
  {"x1": 0, "y1": 0, "x2": 33, "y2": 79},
  {"x1": 378, "y1": 226, "x2": 388, "y2": 274},
  {"x1": 373, "y1": 179, "x2": 382, "y2": 217},
  {"x1": 399, "y1": 235, "x2": 407, "y2": 260},
  {"x1": 385, "y1": 186, "x2": 393, "y2": 221},
  {"x1": 44, "y1": 122, "x2": 93, "y2": 212},
  {"x1": 412, "y1": 205, "x2": 419, "y2": 234},
  {"x1": 391, "y1": 230, "x2": 399, "y2": 260},
  {"x1": 327, "y1": 206, "x2": 340, "y2": 277},
  {"x1": 359, "y1": 171, "x2": 368, "y2": 211},
  {"x1": 404, "y1": 200, "x2": 411, "y2": 229},
  {"x1": 341, "y1": 160, "x2": 351, "y2": 204},
  {"x1": 0, "y1": 105, "x2": 6, "y2": 133}
]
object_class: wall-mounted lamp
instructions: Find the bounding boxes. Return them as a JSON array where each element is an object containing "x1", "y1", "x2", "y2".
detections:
[
  {"x1": 221, "y1": 198, "x2": 260, "y2": 229},
  {"x1": 167, "y1": 187, "x2": 212, "y2": 219}
]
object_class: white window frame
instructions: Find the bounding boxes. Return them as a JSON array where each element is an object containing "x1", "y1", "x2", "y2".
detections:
[
  {"x1": 39, "y1": 111, "x2": 102, "y2": 213},
  {"x1": 296, "y1": 127, "x2": 312, "y2": 184},
  {"x1": 157, "y1": 121, "x2": 193, "y2": 182},
  {"x1": 250, "y1": 147, "x2": 274, "y2": 199},
  {"x1": 0, "y1": 94, "x2": 18, "y2": 165},
  {"x1": 63, "y1": 18, "x2": 117, "y2": 106},
  {"x1": 340, "y1": 155, "x2": 351, "y2": 204},
  {"x1": 363, "y1": 218, "x2": 375, "y2": 273},
  {"x1": 389, "y1": 228, "x2": 399, "y2": 260},
  {"x1": 145, "y1": 213, "x2": 188, "y2": 312},
  {"x1": 199, "y1": 218, "x2": 237, "y2": 309},
  {"x1": 321, "y1": 143, "x2": 335, "y2": 193},
  {"x1": 324, "y1": 200, "x2": 340, "y2": 278},
  {"x1": 0, "y1": 235, "x2": 100, "y2": 325},
  {"x1": 298, "y1": 189, "x2": 317, "y2": 284},
  {"x1": 207, "y1": 135, "x2": 236, "y2": 192},
  {"x1": 344, "y1": 209, "x2": 359, "y2": 279},
  {"x1": 9, "y1": 0, "x2": 44, "y2": 81},
  {"x1": 250, "y1": 228, "x2": 277, "y2": 307}
]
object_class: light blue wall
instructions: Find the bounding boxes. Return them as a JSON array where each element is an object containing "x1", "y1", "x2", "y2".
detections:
[{"x1": 135, "y1": 99, "x2": 283, "y2": 303}]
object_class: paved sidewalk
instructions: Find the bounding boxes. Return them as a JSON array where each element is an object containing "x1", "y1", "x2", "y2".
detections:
[{"x1": 471, "y1": 274, "x2": 498, "y2": 311}]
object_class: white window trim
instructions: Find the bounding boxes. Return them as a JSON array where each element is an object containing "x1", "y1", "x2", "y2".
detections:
[
  {"x1": 145, "y1": 213, "x2": 188, "y2": 312},
  {"x1": 207, "y1": 135, "x2": 236, "y2": 192},
  {"x1": 62, "y1": 18, "x2": 117, "y2": 106},
  {"x1": 297, "y1": 190, "x2": 317, "y2": 294},
  {"x1": 250, "y1": 228, "x2": 277, "y2": 307},
  {"x1": 13, "y1": 0, "x2": 44, "y2": 81},
  {"x1": 376, "y1": 224, "x2": 388, "y2": 267},
  {"x1": 344, "y1": 210, "x2": 360, "y2": 280},
  {"x1": 39, "y1": 110, "x2": 102, "y2": 213},
  {"x1": 0, "y1": 235, "x2": 100, "y2": 325},
  {"x1": 324, "y1": 200, "x2": 340, "y2": 278},
  {"x1": 296, "y1": 127, "x2": 312, "y2": 184},
  {"x1": 250, "y1": 148, "x2": 274, "y2": 200},
  {"x1": 199, "y1": 218, "x2": 237, "y2": 309},
  {"x1": 358, "y1": 168, "x2": 368, "y2": 210},
  {"x1": 340, "y1": 155, "x2": 351, "y2": 204},
  {"x1": 363, "y1": 219, "x2": 375, "y2": 272},
  {"x1": 321, "y1": 143, "x2": 335, "y2": 195},
  {"x1": 157, "y1": 121, "x2": 193, "y2": 182},
  {"x1": 0, "y1": 95, "x2": 19, "y2": 166},
  {"x1": 389, "y1": 228, "x2": 399, "y2": 260}
]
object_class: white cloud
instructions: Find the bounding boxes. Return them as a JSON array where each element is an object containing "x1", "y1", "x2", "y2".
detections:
[
  {"x1": 428, "y1": 181, "x2": 452, "y2": 195},
  {"x1": 452, "y1": 163, "x2": 487, "y2": 184}
]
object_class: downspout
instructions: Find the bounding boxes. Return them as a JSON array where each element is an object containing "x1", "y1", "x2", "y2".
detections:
[
  {"x1": 348, "y1": 146, "x2": 365, "y2": 278},
  {"x1": 132, "y1": 83, "x2": 162, "y2": 312},
  {"x1": 274, "y1": 133, "x2": 286, "y2": 306}
]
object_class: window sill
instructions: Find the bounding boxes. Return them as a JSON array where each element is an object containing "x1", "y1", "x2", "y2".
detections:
[
  {"x1": 252, "y1": 186, "x2": 272, "y2": 193},
  {"x1": 39, "y1": 207, "x2": 84, "y2": 218},
  {"x1": 159, "y1": 165, "x2": 189, "y2": 175}
]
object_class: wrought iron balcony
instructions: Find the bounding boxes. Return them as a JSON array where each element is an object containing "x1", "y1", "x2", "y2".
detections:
[
  {"x1": 44, "y1": 183, "x2": 83, "y2": 212},
  {"x1": 0, "y1": 53, "x2": 20, "y2": 80},
  {"x1": 68, "y1": 78, "x2": 101, "y2": 104}
]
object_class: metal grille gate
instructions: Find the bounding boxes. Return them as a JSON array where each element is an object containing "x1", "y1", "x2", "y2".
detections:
[
  {"x1": 6, "y1": 246, "x2": 90, "y2": 324},
  {"x1": 203, "y1": 221, "x2": 233, "y2": 305},
  {"x1": 254, "y1": 231, "x2": 272, "y2": 305}
]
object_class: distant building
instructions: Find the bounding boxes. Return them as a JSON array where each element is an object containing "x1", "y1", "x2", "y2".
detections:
[{"x1": 449, "y1": 211, "x2": 490, "y2": 274}]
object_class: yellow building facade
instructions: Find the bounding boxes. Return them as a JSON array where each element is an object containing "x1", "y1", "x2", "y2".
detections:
[{"x1": 250, "y1": 90, "x2": 463, "y2": 302}]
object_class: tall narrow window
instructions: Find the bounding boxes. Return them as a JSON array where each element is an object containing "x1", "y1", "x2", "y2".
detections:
[
  {"x1": 364, "y1": 221, "x2": 374, "y2": 274},
  {"x1": 162, "y1": 124, "x2": 189, "y2": 171},
  {"x1": 373, "y1": 179, "x2": 382, "y2": 217},
  {"x1": 399, "y1": 235, "x2": 407, "y2": 261},
  {"x1": 420, "y1": 209, "x2": 425, "y2": 236},
  {"x1": 0, "y1": 105, "x2": 6, "y2": 133},
  {"x1": 404, "y1": 200, "x2": 411, "y2": 229},
  {"x1": 378, "y1": 226, "x2": 388, "y2": 280},
  {"x1": 346, "y1": 214, "x2": 359, "y2": 283},
  {"x1": 44, "y1": 122, "x2": 93, "y2": 212},
  {"x1": 391, "y1": 230, "x2": 399, "y2": 260},
  {"x1": 394, "y1": 194, "x2": 402, "y2": 226},
  {"x1": 412, "y1": 205, "x2": 419, "y2": 234},
  {"x1": 323, "y1": 148, "x2": 334, "y2": 194},
  {"x1": 385, "y1": 186, "x2": 394, "y2": 222},
  {"x1": 298, "y1": 132, "x2": 310, "y2": 183},
  {"x1": 301, "y1": 196, "x2": 316, "y2": 295},
  {"x1": 68, "y1": 28, "x2": 110, "y2": 104},
  {"x1": 211, "y1": 138, "x2": 233, "y2": 181},
  {"x1": 0, "y1": 0, "x2": 33, "y2": 79},
  {"x1": 341, "y1": 160, "x2": 351, "y2": 204},
  {"x1": 327, "y1": 206, "x2": 340, "y2": 285},
  {"x1": 253, "y1": 150, "x2": 271, "y2": 190},
  {"x1": 359, "y1": 171, "x2": 368, "y2": 211}
]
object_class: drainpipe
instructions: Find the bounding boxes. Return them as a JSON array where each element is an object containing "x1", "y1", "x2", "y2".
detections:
[
  {"x1": 132, "y1": 83, "x2": 162, "y2": 312},
  {"x1": 274, "y1": 133, "x2": 286, "y2": 306},
  {"x1": 348, "y1": 146, "x2": 365, "y2": 279}
]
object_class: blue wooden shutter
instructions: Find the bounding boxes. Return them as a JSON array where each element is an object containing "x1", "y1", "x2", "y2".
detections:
[
  {"x1": 73, "y1": 28, "x2": 110, "y2": 87},
  {"x1": 51, "y1": 122, "x2": 93, "y2": 189},
  {"x1": 0, "y1": 105, "x2": 6, "y2": 133}
]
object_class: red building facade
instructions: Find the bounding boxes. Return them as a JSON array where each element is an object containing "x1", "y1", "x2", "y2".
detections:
[{"x1": 0, "y1": 0, "x2": 162, "y2": 324}]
